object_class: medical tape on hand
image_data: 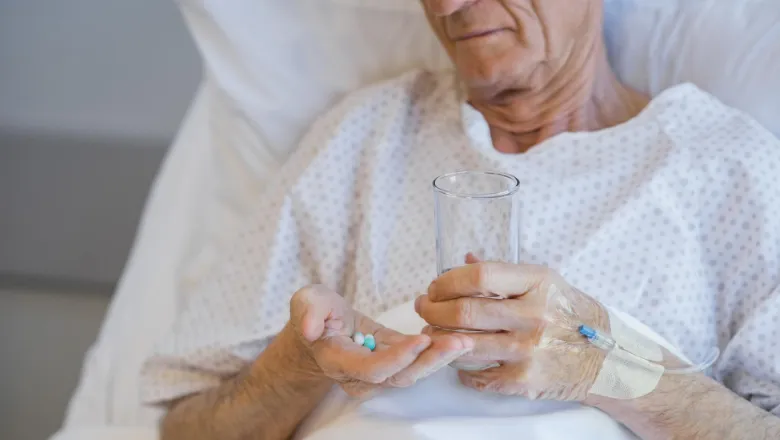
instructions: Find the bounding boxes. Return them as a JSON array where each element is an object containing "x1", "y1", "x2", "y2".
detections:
[
  {"x1": 607, "y1": 308, "x2": 663, "y2": 362},
  {"x1": 588, "y1": 308, "x2": 664, "y2": 400}
]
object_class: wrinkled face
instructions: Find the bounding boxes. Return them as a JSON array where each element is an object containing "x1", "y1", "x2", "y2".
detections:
[{"x1": 420, "y1": 0, "x2": 603, "y2": 104}]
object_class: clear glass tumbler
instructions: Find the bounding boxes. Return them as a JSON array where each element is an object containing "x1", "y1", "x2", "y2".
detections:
[{"x1": 433, "y1": 170, "x2": 521, "y2": 276}]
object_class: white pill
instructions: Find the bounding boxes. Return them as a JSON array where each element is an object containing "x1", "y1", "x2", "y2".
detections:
[{"x1": 352, "y1": 332, "x2": 365, "y2": 346}]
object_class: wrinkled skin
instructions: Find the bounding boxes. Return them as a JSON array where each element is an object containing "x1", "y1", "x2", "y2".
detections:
[
  {"x1": 289, "y1": 285, "x2": 474, "y2": 397},
  {"x1": 419, "y1": 0, "x2": 647, "y2": 152},
  {"x1": 421, "y1": 0, "x2": 603, "y2": 105},
  {"x1": 416, "y1": 261, "x2": 610, "y2": 401}
]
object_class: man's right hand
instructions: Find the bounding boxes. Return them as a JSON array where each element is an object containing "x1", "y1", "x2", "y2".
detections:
[{"x1": 285, "y1": 285, "x2": 474, "y2": 397}]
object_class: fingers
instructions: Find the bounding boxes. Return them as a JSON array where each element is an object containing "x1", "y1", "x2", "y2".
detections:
[
  {"x1": 427, "y1": 262, "x2": 551, "y2": 302},
  {"x1": 416, "y1": 294, "x2": 543, "y2": 331},
  {"x1": 315, "y1": 333, "x2": 431, "y2": 384},
  {"x1": 458, "y1": 367, "x2": 504, "y2": 393},
  {"x1": 384, "y1": 334, "x2": 474, "y2": 388},
  {"x1": 355, "y1": 314, "x2": 404, "y2": 344},
  {"x1": 422, "y1": 326, "x2": 535, "y2": 363},
  {"x1": 373, "y1": 326, "x2": 409, "y2": 347},
  {"x1": 457, "y1": 364, "x2": 529, "y2": 396}
]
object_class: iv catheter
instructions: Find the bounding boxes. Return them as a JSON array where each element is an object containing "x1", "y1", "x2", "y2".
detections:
[{"x1": 578, "y1": 324, "x2": 720, "y2": 375}]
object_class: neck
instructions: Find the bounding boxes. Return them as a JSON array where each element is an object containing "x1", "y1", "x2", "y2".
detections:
[{"x1": 470, "y1": 45, "x2": 649, "y2": 154}]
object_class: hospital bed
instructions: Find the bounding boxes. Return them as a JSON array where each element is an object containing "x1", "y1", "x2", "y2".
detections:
[{"x1": 51, "y1": 1, "x2": 780, "y2": 439}]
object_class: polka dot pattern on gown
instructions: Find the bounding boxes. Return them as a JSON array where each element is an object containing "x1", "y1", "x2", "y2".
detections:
[{"x1": 139, "y1": 71, "x2": 780, "y2": 416}]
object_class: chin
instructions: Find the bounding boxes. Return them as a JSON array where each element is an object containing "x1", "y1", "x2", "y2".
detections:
[
  {"x1": 454, "y1": 46, "x2": 543, "y2": 99},
  {"x1": 457, "y1": 64, "x2": 536, "y2": 104}
]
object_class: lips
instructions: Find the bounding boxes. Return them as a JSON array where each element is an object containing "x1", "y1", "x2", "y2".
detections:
[{"x1": 452, "y1": 28, "x2": 509, "y2": 42}]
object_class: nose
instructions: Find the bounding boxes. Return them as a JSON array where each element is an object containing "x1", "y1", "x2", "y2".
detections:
[{"x1": 424, "y1": 0, "x2": 477, "y2": 17}]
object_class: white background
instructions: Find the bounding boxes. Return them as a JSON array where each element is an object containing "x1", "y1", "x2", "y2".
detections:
[
  {"x1": 0, "y1": 0, "x2": 200, "y2": 142},
  {"x1": 0, "y1": 0, "x2": 201, "y2": 284}
]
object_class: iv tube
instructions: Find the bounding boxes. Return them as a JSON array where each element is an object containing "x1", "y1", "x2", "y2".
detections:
[{"x1": 578, "y1": 324, "x2": 719, "y2": 375}]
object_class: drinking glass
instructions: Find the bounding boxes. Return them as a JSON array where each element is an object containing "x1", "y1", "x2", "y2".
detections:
[{"x1": 433, "y1": 170, "x2": 520, "y2": 276}]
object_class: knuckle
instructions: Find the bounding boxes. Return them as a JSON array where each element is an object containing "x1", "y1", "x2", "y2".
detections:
[
  {"x1": 473, "y1": 263, "x2": 491, "y2": 290},
  {"x1": 481, "y1": 381, "x2": 498, "y2": 392},
  {"x1": 537, "y1": 266, "x2": 561, "y2": 288},
  {"x1": 507, "y1": 339, "x2": 523, "y2": 355},
  {"x1": 468, "y1": 377, "x2": 488, "y2": 391},
  {"x1": 482, "y1": 378, "x2": 504, "y2": 393},
  {"x1": 427, "y1": 280, "x2": 438, "y2": 298},
  {"x1": 366, "y1": 374, "x2": 387, "y2": 385},
  {"x1": 290, "y1": 287, "x2": 314, "y2": 321},
  {"x1": 385, "y1": 375, "x2": 415, "y2": 388},
  {"x1": 291, "y1": 284, "x2": 334, "y2": 313},
  {"x1": 416, "y1": 298, "x2": 429, "y2": 317},
  {"x1": 342, "y1": 382, "x2": 372, "y2": 398},
  {"x1": 455, "y1": 298, "x2": 475, "y2": 328},
  {"x1": 291, "y1": 285, "x2": 315, "y2": 305},
  {"x1": 359, "y1": 368, "x2": 389, "y2": 385},
  {"x1": 508, "y1": 337, "x2": 532, "y2": 355}
]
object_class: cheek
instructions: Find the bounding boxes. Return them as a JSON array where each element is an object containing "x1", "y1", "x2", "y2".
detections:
[
  {"x1": 532, "y1": 1, "x2": 601, "y2": 55},
  {"x1": 452, "y1": 34, "x2": 544, "y2": 87}
]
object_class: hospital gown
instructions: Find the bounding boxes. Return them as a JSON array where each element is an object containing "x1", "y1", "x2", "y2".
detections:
[{"x1": 140, "y1": 71, "x2": 780, "y2": 420}]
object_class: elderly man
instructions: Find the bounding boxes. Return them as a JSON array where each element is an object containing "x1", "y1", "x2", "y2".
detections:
[{"x1": 141, "y1": 1, "x2": 780, "y2": 439}]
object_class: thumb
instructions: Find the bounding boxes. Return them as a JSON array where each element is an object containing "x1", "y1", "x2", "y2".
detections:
[
  {"x1": 290, "y1": 286, "x2": 339, "y2": 342},
  {"x1": 301, "y1": 308, "x2": 326, "y2": 342}
]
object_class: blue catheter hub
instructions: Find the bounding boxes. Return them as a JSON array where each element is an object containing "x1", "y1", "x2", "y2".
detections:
[{"x1": 578, "y1": 324, "x2": 598, "y2": 340}]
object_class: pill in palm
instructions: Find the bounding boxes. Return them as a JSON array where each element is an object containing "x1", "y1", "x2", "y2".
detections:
[{"x1": 363, "y1": 334, "x2": 376, "y2": 351}]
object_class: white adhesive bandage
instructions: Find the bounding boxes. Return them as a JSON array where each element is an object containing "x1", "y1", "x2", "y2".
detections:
[
  {"x1": 589, "y1": 344, "x2": 665, "y2": 399},
  {"x1": 607, "y1": 309, "x2": 663, "y2": 362},
  {"x1": 587, "y1": 308, "x2": 665, "y2": 400}
]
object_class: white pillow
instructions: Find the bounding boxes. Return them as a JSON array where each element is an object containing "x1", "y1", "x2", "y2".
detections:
[
  {"x1": 182, "y1": 0, "x2": 780, "y2": 160},
  {"x1": 181, "y1": 0, "x2": 448, "y2": 161},
  {"x1": 605, "y1": 0, "x2": 780, "y2": 136}
]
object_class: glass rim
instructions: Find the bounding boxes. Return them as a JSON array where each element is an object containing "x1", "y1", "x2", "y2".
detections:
[{"x1": 432, "y1": 170, "x2": 520, "y2": 199}]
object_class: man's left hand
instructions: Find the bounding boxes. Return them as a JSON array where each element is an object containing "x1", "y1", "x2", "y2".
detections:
[{"x1": 415, "y1": 262, "x2": 609, "y2": 401}]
